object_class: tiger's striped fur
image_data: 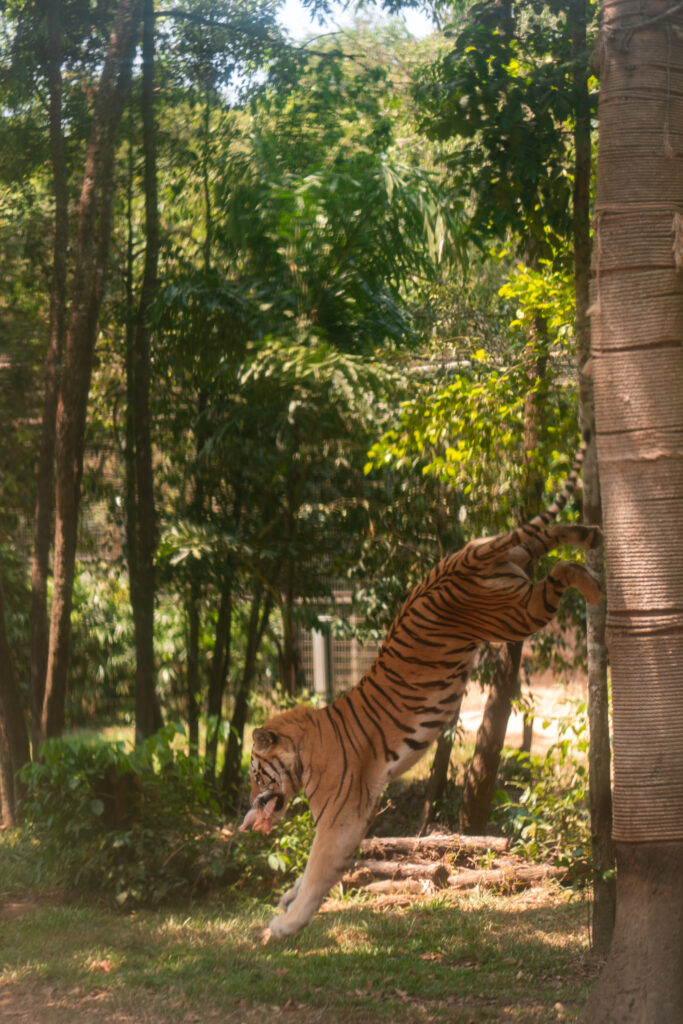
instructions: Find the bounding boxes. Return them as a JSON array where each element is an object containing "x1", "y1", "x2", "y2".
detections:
[{"x1": 241, "y1": 446, "x2": 602, "y2": 938}]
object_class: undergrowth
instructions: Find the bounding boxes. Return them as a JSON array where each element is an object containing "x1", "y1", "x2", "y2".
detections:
[
  {"x1": 8, "y1": 697, "x2": 596, "y2": 911},
  {"x1": 11, "y1": 723, "x2": 315, "y2": 910},
  {"x1": 492, "y1": 699, "x2": 593, "y2": 878}
]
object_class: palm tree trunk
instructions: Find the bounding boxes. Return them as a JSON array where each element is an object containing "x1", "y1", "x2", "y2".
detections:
[
  {"x1": 571, "y1": 0, "x2": 615, "y2": 955},
  {"x1": 581, "y1": 2, "x2": 683, "y2": 1017}
]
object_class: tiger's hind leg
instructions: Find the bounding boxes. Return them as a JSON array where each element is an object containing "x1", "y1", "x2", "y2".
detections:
[
  {"x1": 507, "y1": 523, "x2": 603, "y2": 569},
  {"x1": 545, "y1": 560, "x2": 603, "y2": 606},
  {"x1": 466, "y1": 522, "x2": 602, "y2": 570},
  {"x1": 504, "y1": 560, "x2": 603, "y2": 640}
]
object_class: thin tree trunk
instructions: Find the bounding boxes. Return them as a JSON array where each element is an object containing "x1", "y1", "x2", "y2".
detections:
[
  {"x1": 124, "y1": 133, "x2": 139, "y2": 718},
  {"x1": 580, "y1": 3, "x2": 683, "y2": 1017},
  {"x1": 571, "y1": 0, "x2": 615, "y2": 956},
  {"x1": 280, "y1": 594, "x2": 302, "y2": 699},
  {"x1": 459, "y1": 642, "x2": 523, "y2": 834},
  {"x1": 0, "y1": 724, "x2": 14, "y2": 827},
  {"x1": 419, "y1": 709, "x2": 461, "y2": 834},
  {"x1": 0, "y1": 579, "x2": 30, "y2": 822},
  {"x1": 187, "y1": 581, "x2": 200, "y2": 752},
  {"x1": 221, "y1": 585, "x2": 273, "y2": 813},
  {"x1": 30, "y1": 0, "x2": 68, "y2": 755},
  {"x1": 131, "y1": 0, "x2": 162, "y2": 742},
  {"x1": 204, "y1": 577, "x2": 233, "y2": 786},
  {"x1": 42, "y1": 0, "x2": 144, "y2": 740},
  {"x1": 184, "y1": 388, "x2": 209, "y2": 751}
]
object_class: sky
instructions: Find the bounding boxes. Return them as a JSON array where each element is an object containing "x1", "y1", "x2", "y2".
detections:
[{"x1": 277, "y1": 0, "x2": 435, "y2": 40}]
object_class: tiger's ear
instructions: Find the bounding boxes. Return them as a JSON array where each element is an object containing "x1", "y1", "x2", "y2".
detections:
[{"x1": 253, "y1": 728, "x2": 277, "y2": 753}]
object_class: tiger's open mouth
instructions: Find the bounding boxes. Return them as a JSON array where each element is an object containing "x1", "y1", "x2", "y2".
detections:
[{"x1": 238, "y1": 791, "x2": 285, "y2": 835}]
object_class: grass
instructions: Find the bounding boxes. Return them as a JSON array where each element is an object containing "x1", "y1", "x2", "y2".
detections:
[
  {"x1": 0, "y1": 848, "x2": 599, "y2": 1024},
  {"x1": 1, "y1": 701, "x2": 598, "y2": 1022}
]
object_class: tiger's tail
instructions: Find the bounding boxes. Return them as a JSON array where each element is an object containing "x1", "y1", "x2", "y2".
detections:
[{"x1": 528, "y1": 431, "x2": 588, "y2": 526}]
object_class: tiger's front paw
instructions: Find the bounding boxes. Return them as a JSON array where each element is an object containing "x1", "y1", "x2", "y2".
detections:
[
  {"x1": 267, "y1": 913, "x2": 296, "y2": 939},
  {"x1": 266, "y1": 909, "x2": 311, "y2": 940}
]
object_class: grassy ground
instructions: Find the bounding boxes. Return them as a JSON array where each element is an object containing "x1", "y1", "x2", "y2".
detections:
[
  {"x1": 1, "y1": 690, "x2": 597, "y2": 1022},
  {"x1": 0, "y1": 875, "x2": 599, "y2": 1024}
]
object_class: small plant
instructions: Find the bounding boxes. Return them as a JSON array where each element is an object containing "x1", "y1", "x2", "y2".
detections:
[{"x1": 265, "y1": 795, "x2": 315, "y2": 877}]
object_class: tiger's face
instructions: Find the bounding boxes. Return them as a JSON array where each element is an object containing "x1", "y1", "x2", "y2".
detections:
[{"x1": 239, "y1": 724, "x2": 302, "y2": 835}]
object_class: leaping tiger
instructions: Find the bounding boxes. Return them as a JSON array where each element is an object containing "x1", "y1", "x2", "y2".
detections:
[{"x1": 239, "y1": 442, "x2": 603, "y2": 939}]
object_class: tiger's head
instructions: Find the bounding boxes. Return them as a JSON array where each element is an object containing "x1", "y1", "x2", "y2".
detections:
[{"x1": 238, "y1": 710, "x2": 306, "y2": 835}]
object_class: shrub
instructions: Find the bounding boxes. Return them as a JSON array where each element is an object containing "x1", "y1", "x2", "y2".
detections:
[
  {"x1": 19, "y1": 724, "x2": 225, "y2": 906},
  {"x1": 492, "y1": 698, "x2": 592, "y2": 878}
]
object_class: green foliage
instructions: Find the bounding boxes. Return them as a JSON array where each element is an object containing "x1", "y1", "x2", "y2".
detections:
[
  {"x1": 367, "y1": 347, "x2": 578, "y2": 536},
  {"x1": 416, "y1": 0, "x2": 599, "y2": 260},
  {"x1": 0, "y1": 0, "x2": 595, "y2": 758},
  {"x1": 498, "y1": 257, "x2": 576, "y2": 341},
  {"x1": 493, "y1": 698, "x2": 591, "y2": 876},
  {"x1": 69, "y1": 565, "x2": 135, "y2": 723},
  {"x1": 264, "y1": 795, "x2": 315, "y2": 877},
  {"x1": 19, "y1": 725, "x2": 224, "y2": 906}
]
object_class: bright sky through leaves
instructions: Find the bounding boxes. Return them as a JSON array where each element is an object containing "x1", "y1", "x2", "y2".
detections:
[{"x1": 278, "y1": 0, "x2": 434, "y2": 39}]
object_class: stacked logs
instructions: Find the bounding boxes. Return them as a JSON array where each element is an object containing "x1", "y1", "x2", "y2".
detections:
[{"x1": 341, "y1": 833, "x2": 566, "y2": 895}]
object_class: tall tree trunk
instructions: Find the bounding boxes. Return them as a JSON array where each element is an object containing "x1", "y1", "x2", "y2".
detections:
[
  {"x1": 0, "y1": 724, "x2": 15, "y2": 827},
  {"x1": 30, "y1": 0, "x2": 68, "y2": 755},
  {"x1": 204, "y1": 577, "x2": 233, "y2": 786},
  {"x1": 280, "y1": 593, "x2": 302, "y2": 699},
  {"x1": 221, "y1": 585, "x2": 273, "y2": 813},
  {"x1": 186, "y1": 581, "x2": 201, "y2": 752},
  {"x1": 0, "y1": 579, "x2": 30, "y2": 824},
  {"x1": 571, "y1": 0, "x2": 615, "y2": 956},
  {"x1": 459, "y1": 642, "x2": 523, "y2": 834},
  {"x1": 41, "y1": 0, "x2": 143, "y2": 740},
  {"x1": 131, "y1": 0, "x2": 162, "y2": 742},
  {"x1": 185, "y1": 390, "x2": 209, "y2": 752},
  {"x1": 419, "y1": 708, "x2": 462, "y2": 834},
  {"x1": 580, "y1": 3, "x2": 683, "y2": 1018}
]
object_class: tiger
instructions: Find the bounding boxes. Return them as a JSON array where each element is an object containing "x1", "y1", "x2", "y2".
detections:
[{"x1": 239, "y1": 442, "x2": 603, "y2": 939}]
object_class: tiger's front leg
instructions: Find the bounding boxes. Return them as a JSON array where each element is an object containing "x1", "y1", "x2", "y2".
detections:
[
  {"x1": 277, "y1": 876, "x2": 302, "y2": 911},
  {"x1": 266, "y1": 819, "x2": 367, "y2": 939}
]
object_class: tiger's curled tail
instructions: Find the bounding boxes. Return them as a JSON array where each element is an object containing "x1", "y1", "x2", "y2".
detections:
[{"x1": 240, "y1": 441, "x2": 603, "y2": 939}]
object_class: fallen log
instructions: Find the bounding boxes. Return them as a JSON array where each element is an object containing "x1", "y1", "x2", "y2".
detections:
[
  {"x1": 360, "y1": 833, "x2": 508, "y2": 861},
  {"x1": 447, "y1": 863, "x2": 567, "y2": 891},
  {"x1": 344, "y1": 862, "x2": 567, "y2": 897},
  {"x1": 363, "y1": 878, "x2": 432, "y2": 895},
  {"x1": 343, "y1": 859, "x2": 449, "y2": 888}
]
